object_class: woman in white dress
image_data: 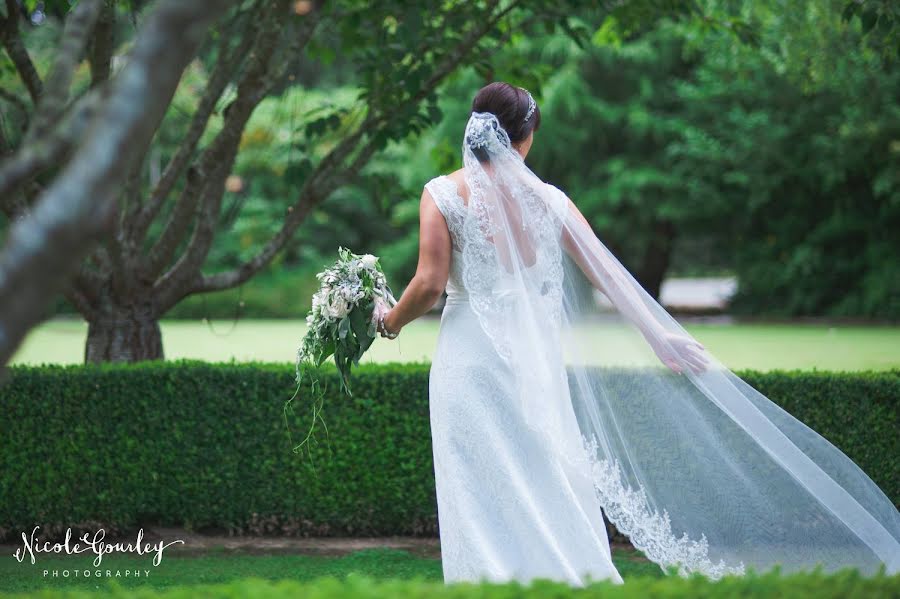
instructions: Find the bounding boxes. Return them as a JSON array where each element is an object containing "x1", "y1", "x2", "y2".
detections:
[{"x1": 376, "y1": 82, "x2": 900, "y2": 586}]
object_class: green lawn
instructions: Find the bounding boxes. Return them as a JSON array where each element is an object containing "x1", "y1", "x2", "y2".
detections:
[
  {"x1": 11, "y1": 317, "x2": 900, "y2": 371},
  {"x1": 0, "y1": 547, "x2": 661, "y2": 594}
]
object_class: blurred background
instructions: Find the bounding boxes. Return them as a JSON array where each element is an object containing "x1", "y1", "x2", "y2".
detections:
[{"x1": 1, "y1": 0, "x2": 898, "y2": 371}]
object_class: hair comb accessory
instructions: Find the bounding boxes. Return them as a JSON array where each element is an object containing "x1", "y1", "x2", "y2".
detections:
[{"x1": 521, "y1": 87, "x2": 536, "y2": 122}]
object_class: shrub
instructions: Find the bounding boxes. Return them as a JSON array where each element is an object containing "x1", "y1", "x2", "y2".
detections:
[
  {"x1": 1, "y1": 570, "x2": 899, "y2": 598},
  {"x1": 0, "y1": 362, "x2": 896, "y2": 543}
]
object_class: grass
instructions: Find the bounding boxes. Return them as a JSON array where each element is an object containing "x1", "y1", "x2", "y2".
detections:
[
  {"x1": 10, "y1": 317, "x2": 900, "y2": 371},
  {"x1": 0, "y1": 547, "x2": 662, "y2": 593}
]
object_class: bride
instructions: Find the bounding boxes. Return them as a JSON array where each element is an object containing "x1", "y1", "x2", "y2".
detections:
[{"x1": 374, "y1": 81, "x2": 900, "y2": 586}]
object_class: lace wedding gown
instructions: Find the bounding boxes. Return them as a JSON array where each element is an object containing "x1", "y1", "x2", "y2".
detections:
[
  {"x1": 425, "y1": 174, "x2": 624, "y2": 586},
  {"x1": 416, "y1": 111, "x2": 899, "y2": 586}
]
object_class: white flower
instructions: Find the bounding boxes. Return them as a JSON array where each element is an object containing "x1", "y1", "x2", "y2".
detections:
[
  {"x1": 337, "y1": 282, "x2": 354, "y2": 298},
  {"x1": 311, "y1": 290, "x2": 324, "y2": 310},
  {"x1": 327, "y1": 295, "x2": 351, "y2": 319},
  {"x1": 361, "y1": 254, "x2": 378, "y2": 269}
]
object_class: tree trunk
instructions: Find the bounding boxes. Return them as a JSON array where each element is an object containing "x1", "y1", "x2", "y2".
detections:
[
  {"x1": 85, "y1": 306, "x2": 163, "y2": 363},
  {"x1": 0, "y1": 0, "x2": 231, "y2": 367},
  {"x1": 636, "y1": 219, "x2": 676, "y2": 300}
]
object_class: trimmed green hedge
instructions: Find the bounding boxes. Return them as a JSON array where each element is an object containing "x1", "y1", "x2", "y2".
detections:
[
  {"x1": 2, "y1": 570, "x2": 899, "y2": 598},
  {"x1": 0, "y1": 362, "x2": 897, "y2": 543}
]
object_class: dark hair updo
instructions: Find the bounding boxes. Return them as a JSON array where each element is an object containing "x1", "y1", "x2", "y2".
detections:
[{"x1": 467, "y1": 81, "x2": 541, "y2": 162}]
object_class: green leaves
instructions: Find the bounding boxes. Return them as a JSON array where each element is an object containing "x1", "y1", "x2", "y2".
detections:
[
  {"x1": 526, "y1": 4, "x2": 898, "y2": 315},
  {"x1": 843, "y1": 0, "x2": 890, "y2": 34},
  {"x1": 304, "y1": 112, "x2": 345, "y2": 138},
  {"x1": 841, "y1": 0, "x2": 899, "y2": 59},
  {"x1": 329, "y1": 305, "x2": 376, "y2": 394},
  {"x1": 349, "y1": 302, "x2": 376, "y2": 361},
  {"x1": 0, "y1": 363, "x2": 896, "y2": 541}
]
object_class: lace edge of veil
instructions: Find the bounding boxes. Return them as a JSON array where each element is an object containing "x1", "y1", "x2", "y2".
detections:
[{"x1": 580, "y1": 434, "x2": 747, "y2": 580}]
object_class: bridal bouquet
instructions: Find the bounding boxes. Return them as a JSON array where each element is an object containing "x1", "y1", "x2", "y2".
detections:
[{"x1": 285, "y1": 247, "x2": 396, "y2": 454}]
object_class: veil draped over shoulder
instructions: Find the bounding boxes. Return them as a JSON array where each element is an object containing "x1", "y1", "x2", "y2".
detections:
[{"x1": 457, "y1": 110, "x2": 900, "y2": 579}]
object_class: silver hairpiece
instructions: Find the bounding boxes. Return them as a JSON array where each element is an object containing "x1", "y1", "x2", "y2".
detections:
[{"x1": 521, "y1": 88, "x2": 536, "y2": 122}]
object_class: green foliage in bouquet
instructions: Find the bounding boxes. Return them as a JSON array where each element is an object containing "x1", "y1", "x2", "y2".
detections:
[{"x1": 285, "y1": 247, "x2": 396, "y2": 456}]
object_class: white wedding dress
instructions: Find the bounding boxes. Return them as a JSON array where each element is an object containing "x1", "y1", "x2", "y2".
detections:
[
  {"x1": 418, "y1": 112, "x2": 900, "y2": 586},
  {"x1": 426, "y1": 174, "x2": 624, "y2": 586}
]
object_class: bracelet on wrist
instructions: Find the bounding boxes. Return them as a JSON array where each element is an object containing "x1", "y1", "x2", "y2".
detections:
[{"x1": 380, "y1": 315, "x2": 399, "y2": 339}]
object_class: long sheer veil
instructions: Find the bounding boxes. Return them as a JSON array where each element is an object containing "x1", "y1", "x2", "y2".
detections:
[{"x1": 458, "y1": 110, "x2": 900, "y2": 579}]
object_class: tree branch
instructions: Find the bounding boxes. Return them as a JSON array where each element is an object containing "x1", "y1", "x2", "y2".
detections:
[
  {"x1": 0, "y1": 1, "x2": 105, "y2": 218},
  {"x1": 127, "y1": 8, "x2": 258, "y2": 243},
  {"x1": 0, "y1": 0, "x2": 42, "y2": 104},
  {"x1": 0, "y1": 124, "x2": 29, "y2": 218},
  {"x1": 0, "y1": 189, "x2": 28, "y2": 221},
  {"x1": 24, "y1": 0, "x2": 104, "y2": 144},
  {"x1": 70, "y1": 264, "x2": 104, "y2": 308},
  {"x1": 393, "y1": 0, "x2": 516, "y2": 118},
  {"x1": 117, "y1": 143, "x2": 148, "y2": 240},
  {"x1": 88, "y1": 0, "x2": 116, "y2": 88},
  {"x1": 0, "y1": 88, "x2": 29, "y2": 125},
  {"x1": 195, "y1": 0, "x2": 521, "y2": 294},
  {"x1": 152, "y1": 0, "x2": 294, "y2": 312},
  {"x1": 105, "y1": 224, "x2": 132, "y2": 302},
  {"x1": 267, "y1": 1, "x2": 326, "y2": 86},
  {"x1": 63, "y1": 284, "x2": 96, "y2": 319},
  {"x1": 0, "y1": 87, "x2": 104, "y2": 202},
  {"x1": 143, "y1": 9, "x2": 322, "y2": 285},
  {"x1": 0, "y1": 0, "x2": 231, "y2": 367}
]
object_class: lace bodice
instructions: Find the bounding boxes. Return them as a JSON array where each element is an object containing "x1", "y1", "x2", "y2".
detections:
[
  {"x1": 424, "y1": 175, "x2": 469, "y2": 303},
  {"x1": 424, "y1": 173, "x2": 569, "y2": 353}
]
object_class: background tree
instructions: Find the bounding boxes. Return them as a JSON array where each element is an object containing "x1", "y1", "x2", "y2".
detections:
[
  {"x1": 1, "y1": 0, "x2": 726, "y2": 363},
  {"x1": 397, "y1": 0, "x2": 898, "y2": 316},
  {"x1": 677, "y1": 0, "x2": 900, "y2": 318},
  {"x1": 0, "y1": 0, "x2": 230, "y2": 367}
]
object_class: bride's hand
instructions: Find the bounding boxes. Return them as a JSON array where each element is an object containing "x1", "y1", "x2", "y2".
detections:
[
  {"x1": 372, "y1": 300, "x2": 400, "y2": 339},
  {"x1": 650, "y1": 332, "x2": 709, "y2": 375}
]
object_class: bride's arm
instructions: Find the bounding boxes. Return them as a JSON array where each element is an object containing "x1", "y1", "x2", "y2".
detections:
[
  {"x1": 380, "y1": 187, "x2": 451, "y2": 336},
  {"x1": 560, "y1": 197, "x2": 665, "y2": 341},
  {"x1": 560, "y1": 196, "x2": 708, "y2": 373}
]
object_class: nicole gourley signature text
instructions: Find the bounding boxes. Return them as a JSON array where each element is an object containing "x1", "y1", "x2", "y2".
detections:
[{"x1": 13, "y1": 526, "x2": 184, "y2": 567}]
